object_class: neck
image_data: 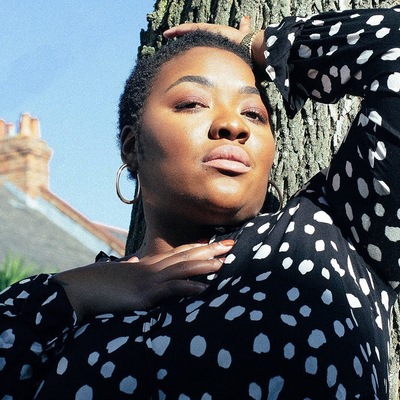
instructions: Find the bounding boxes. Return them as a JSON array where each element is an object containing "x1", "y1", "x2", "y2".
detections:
[
  {"x1": 135, "y1": 200, "x2": 249, "y2": 259},
  {"x1": 136, "y1": 221, "x2": 218, "y2": 259}
]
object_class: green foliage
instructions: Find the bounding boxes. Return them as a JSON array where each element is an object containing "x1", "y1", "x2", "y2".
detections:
[{"x1": 0, "y1": 253, "x2": 37, "y2": 291}]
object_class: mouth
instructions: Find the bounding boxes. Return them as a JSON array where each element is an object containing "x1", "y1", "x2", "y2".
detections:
[{"x1": 202, "y1": 145, "x2": 251, "y2": 174}]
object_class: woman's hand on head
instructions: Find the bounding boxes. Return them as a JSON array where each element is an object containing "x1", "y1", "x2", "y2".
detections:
[
  {"x1": 163, "y1": 16, "x2": 266, "y2": 67},
  {"x1": 163, "y1": 17, "x2": 251, "y2": 44},
  {"x1": 52, "y1": 240, "x2": 234, "y2": 322}
]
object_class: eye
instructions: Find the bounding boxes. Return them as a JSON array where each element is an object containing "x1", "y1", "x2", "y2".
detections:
[
  {"x1": 242, "y1": 108, "x2": 268, "y2": 124},
  {"x1": 174, "y1": 99, "x2": 207, "y2": 112}
]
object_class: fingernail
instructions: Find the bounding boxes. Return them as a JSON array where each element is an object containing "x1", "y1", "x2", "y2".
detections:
[
  {"x1": 219, "y1": 239, "x2": 235, "y2": 246},
  {"x1": 243, "y1": 15, "x2": 251, "y2": 21}
]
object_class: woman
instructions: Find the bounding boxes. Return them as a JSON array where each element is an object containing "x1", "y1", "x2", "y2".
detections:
[{"x1": 1, "y1": 6, "x2": 399, "y2": 399}]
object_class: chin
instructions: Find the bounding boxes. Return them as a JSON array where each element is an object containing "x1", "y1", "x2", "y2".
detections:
[{"x1": 198, "y1": 201, "x2": 261, "y2": 227}]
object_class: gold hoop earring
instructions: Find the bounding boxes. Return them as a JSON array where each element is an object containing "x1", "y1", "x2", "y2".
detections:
[
  {"x1": 116, "y1": 164, "x2": 141, "y2": 204},
  {"x1": 267, "y1": 180, "x2": 283, "y2": 212}
]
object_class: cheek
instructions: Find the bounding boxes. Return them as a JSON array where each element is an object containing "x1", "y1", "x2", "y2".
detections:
[
  {"x1": 139, "y1": 115, "x2": 208, "y2": 164},
  {"x1": 255, "y1": 133, "x2": 276, "y2": 172},
  {"x1": 137, "y1": 118, "x2": 174, "y2": 163},
  {"x1": 137, "y1": 129, "x2": 201, "y2": 181}
]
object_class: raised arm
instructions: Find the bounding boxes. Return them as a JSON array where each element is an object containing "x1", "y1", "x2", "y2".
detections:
[
  {"x1": 264, "y1": 8, "x2": 400, "y2": 287},
  {"x1": 263, "y1": 8, "x2": 400, "y2": 116}
]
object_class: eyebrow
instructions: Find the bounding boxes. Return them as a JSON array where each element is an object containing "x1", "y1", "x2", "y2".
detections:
[
  {"x1": 239, "y1": 86, "x2": 261, "y2": 95},
  {"x1": 165, "y1": 75, "x2": 213, "y2": 92},
  {"x1": 165, "y1": 74, "x2": 261, "y2": 96}
]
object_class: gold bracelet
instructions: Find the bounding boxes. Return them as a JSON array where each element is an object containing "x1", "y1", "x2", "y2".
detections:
[{"x1": 240, "y1": 31, "x2": 259, "y2": 59}]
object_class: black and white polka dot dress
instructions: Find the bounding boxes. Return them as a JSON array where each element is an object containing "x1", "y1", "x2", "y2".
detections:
[{"x1": 1, "y1": 7, "x2": 400, "y2": 400}]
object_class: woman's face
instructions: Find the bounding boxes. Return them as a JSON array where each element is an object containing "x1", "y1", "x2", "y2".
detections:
[{"x1": 126, "y1": 46, "x2": 275, "y2": 227}]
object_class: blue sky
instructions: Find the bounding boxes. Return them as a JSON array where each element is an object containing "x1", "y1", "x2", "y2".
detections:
[{"x1": 0, "y1": 1, "x2": 155, "y2": 231}]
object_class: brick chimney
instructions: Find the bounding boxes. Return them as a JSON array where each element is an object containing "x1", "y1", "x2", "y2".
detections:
[{"x1": 0, "y1": 113, "x2": 52, "y2": 198}]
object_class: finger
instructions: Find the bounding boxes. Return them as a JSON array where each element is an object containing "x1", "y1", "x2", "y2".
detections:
[
  {"x1": 158, "y1": 258, "x2": 223, "y2": 281},
  {"x1": 151, "y1": 280, "x2": 209, "y2": 304},
  {"x1": 164, "y1": 23, "x2": 242, "y2": 44},
  {"x1": 239, "y1": 16, "x2": 253, "y2": 34},
  {"x1": 161, "y1": 240, "x2": 234, "y2": 266},
  {"x1": 140, "y1": 242, "x2": 206, "y2": 265},
  {"x1": 118, "y1": 255, "x2": 140, "y2": 265},
  {"x1": 139, "y1": 240, "x2": 234, "y2": 272},
  {"x1": 167, "y1": 242, "x2": 206, "y2": 255},
  {"x1": 163, "y1": 23, "x2": 212, "y2": 38}
]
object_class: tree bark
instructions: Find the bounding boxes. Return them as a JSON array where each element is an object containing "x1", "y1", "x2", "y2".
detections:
[{"x1": 131, "y1": 0, "x2": 399, "y2": 397}]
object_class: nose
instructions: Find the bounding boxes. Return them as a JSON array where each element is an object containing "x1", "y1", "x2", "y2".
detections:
[{"x1": 209, "y1": 111, "x2": 250, "y2": 143}]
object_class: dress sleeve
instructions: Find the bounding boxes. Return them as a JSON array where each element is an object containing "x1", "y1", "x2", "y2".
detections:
[
  {"x1": 265, "y1": 7, "x2": 400, "y2": 289},
  {"x1": 0, "y1": 274, "x2": 76, "y2": 398}
]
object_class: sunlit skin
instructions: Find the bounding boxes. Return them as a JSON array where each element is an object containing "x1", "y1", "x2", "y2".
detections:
[
  {"x1": 122, "y1": 47, "x2": 275, "y2": 257},
  {"x1": 52, "y1": 28, "x2": 275, "y2": 321}
]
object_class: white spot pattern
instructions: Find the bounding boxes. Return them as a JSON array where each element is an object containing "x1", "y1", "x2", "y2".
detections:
[{"x1": 0, "y1": 8, "x2": 398, "y2": 400}]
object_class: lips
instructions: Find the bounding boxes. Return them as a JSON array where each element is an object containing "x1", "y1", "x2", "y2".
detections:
[{"x1": 202, "y1": 145, "x2": 251, "y2": 174}]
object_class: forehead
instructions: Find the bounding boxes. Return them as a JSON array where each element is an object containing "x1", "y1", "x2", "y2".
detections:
[{"x1": 151, "y1": 46, "x2": 255, "y2": 90}]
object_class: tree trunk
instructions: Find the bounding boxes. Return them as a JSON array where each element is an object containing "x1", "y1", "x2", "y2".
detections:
[{"x1": 131, "y1": 0, "x2": 399, "y2": 397}]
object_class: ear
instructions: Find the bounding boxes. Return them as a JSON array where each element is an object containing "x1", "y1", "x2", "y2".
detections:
[{"x1": 120, "y1": 124, "x2": 139, "y2": 170}]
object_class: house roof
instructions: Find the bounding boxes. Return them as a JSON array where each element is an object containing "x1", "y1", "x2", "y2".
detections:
[
  {"x1": 0, "y1": 113, "x2": 127, "y2": 273},
  {"x1": 0, "y1": 181, "x2": 127, "y2": 272},
  {"x1": 39, "y1": 186, "x2": 126, "y2": 256}
]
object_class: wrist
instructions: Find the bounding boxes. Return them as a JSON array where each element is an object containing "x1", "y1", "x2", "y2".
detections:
[
  {"x1": 240, "y1": 31, "x2": 258, "y2": 58},
  {"x1": 240, "y1": 30, "x2": 266, "y2": 68},
  {"x1": 251, "y1": 30, "x2": 266, "y2": 68}
]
